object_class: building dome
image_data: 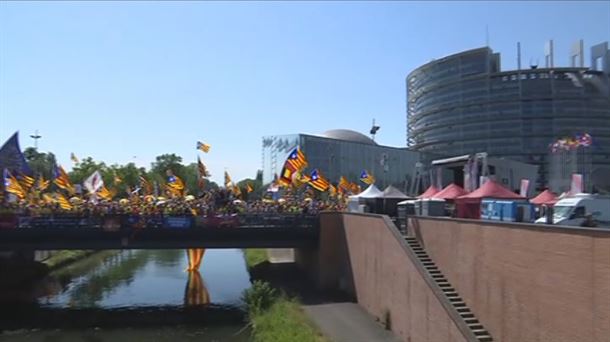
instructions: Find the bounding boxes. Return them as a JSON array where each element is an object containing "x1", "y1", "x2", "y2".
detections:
[{"x1": 320, "y1": 129, "x2": 377, "y2": 145}]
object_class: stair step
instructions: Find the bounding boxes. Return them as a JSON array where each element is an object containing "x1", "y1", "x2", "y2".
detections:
[
  {"x1": 453, "y1": 302, "x2": 467, "y2": 307},
  {"x1": 472, "y1": 329, "x2": 489, "y2": 336},
  {"x1": 468, "y1": 324, "x2": 484, "y2": 330},
  {"x1": 456, "y1": 307, "x2": 470, "y2": 313},
  {"x1": 429, "y1": 270, "x2": 441, "y2": 274},
  {"x1": 445, "y1": 293, "x2": 459, "y2": 297},
  {"x1": 431, "y1": 275, "x2": 445, "y2": 279},
  {"x1": 422, "y1": 261, "x2": 435, "y2": 266},
  {"x1": 464, "y1": 318, "x2": 479, "y2": 324},
  {"x1": 404, "y1": 237, "x2": 416, "y2": 241},
  {"x1": 448, "y1": 297, "x2": 462, "y2": 302},
  {"x1": 477, "y1": 335, "x2": 493, "y2": 342},
  {"x1": 437, "y1": 283, "x2": 451, "y2": 287}
]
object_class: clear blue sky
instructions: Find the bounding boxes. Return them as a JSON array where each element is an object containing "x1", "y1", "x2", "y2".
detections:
[{"x1": 1, "y1": 1, "x2": 609, "y2": 183}]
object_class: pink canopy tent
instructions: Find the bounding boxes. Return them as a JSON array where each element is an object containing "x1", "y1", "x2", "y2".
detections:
[
  {"x1": 455, "y1": 180, "x2": 525, "y2": 219},
  {"x1": 530, "y1": 189, "x2": 558, "y2": 206},
  {"x1": 418, "y1": 185, "x2": 439, "y2": 199},
  {"x1": 433, "y1": 183, "x2": 467, "y2": 200}
]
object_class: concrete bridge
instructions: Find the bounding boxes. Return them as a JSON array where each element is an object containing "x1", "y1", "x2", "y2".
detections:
[
  {"x1": 2, "y1": 211, "x2": 608, "y2": 341},
  {"x1": 0, "y1": 214, "x2": 318, "y2": 250}
]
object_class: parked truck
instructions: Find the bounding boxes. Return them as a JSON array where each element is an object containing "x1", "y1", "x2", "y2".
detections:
[{"x1": 535, "y1": 193, "x2": 610, "y2": 227}]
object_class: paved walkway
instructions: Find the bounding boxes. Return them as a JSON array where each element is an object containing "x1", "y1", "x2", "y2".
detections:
[{"x1": 304, "y1": 303, "x2": 401, "y2": 342}]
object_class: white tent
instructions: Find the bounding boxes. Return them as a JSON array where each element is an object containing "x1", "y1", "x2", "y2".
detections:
[
  {"x1": 381, "y1": 185, "x2": 409, "y2": 199},
  {"x1": 350, "y1": 184, "x2": 383, "y2": 199}
]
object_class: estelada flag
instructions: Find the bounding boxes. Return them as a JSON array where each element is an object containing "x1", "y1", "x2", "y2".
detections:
[
  {"x1": 53, "y1": 165, "x2": 75, "y2": 195},
  {"x1": 196, "y1": 141, "x2": 211, "y2": 153},
  {"x1": 360, "y1": 169, "x2": 375, "y2": 185},
  {"x1": 286, "y1": 147, "x2": 308, "y2": 171},
  {"x1": 309, "y1": 169, "x2": 329, "y2": 192},
  {"x1": 3, "y1": 169, "x2": 26, "y2": 199},
  {"x1": 198, "y1": 157, "x2": 210, "y2": 177}
]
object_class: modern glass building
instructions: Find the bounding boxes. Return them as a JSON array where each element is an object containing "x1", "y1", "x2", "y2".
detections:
[
  {"x1": 407, "y1": 42, "x2": 610, "y2": 192},
  {"x1": 262, "y1": 129, "x2": 421, "y2": 191}
]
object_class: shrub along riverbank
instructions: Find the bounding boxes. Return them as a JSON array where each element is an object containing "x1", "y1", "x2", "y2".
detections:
[
  {"x1": 242, "y1": 249, "x2": 328, "y2": 342},
  {"x1": 42, "y1": 250, "x2": 97, "y2": 270}
]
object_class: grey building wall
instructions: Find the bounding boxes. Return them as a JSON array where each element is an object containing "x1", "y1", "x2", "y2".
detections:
[
  {"x1": 407, "y1": 45, "x2": 610, "y2": 192},
  {"x1": 262, "y1": 133, "x2": 422, "y2": 192}
]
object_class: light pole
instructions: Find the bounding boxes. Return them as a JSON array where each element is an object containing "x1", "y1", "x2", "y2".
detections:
[{"x1": 30, "y1": 130, "x2": 42, "y2": 150}]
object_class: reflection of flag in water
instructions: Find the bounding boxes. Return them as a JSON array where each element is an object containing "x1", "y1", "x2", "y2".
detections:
[
  {"x1": 184, "y1": 270, "x2": 210, "y2": 307},
  {"x1": 186, "y1": 248, "x2": 205, "y2": 271}
]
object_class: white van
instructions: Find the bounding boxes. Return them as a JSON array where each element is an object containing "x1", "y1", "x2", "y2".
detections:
[{"x1": 536, "y1": 194, "x2": 610, "y2": 227}]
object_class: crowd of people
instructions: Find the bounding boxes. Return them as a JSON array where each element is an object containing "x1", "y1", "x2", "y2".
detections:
[{"x1": 0, "y1": 187, "x2": 346, "y2": 222}]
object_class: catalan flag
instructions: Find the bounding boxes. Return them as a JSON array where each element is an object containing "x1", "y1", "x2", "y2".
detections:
[
  {"x1": 3, "y1": 169, "x2": 26, "y2": 199},
  {"x1": 55, "y1": 193, "x2": 72, "y2": 210},
  {"x1": 309, "y1": 169, "x2": 330, "y2": 192},
  {"x1": 139, "y1": 175, "x2": 152, "y2": 196},
  {"x1": 37, "y1": 176, "x2": 50, "y2": 192},
  {"x1": 286, "y1": 147, "x2": 308, "y2": 171},
  {"x1": 18, "y1": 173, "x2": 36, "y2": 192},
  {"x1": 42, "y1": 193, "x2": 55, "y2": 204},
  {"x1": 360, "y1": 169, "x2": 375, "y2": 185},
  {"x1": 246, "y1": 183, "x2": 254, "y2": 193},
  {"x1": 279, "y1": 164, "x2": 296, "y2": 187},
  {"x1": 197, "y1": 157, "x2": 210, "y2": 178},
  {"x1": 196, "y1": 141, "x2": 211, "y2": 153},
  {"x1": 232, "y1": 185, "x2": 242, "y2": 198},
  {"x1": 97, "y1": 186, "x2": 114, "y2": 201},
  {"x1": 167, "y1": 174, "x2": 185, "y2": 197},
  {"x1": 339, "y1": 176, "x2": 350, "y2": 191},
  {"x1": 70, "y1": 153, "x2": 79, "y2": 164},
  {"x1": 350, "y1": 182, "x2": 361, "y2": 194},
  {"x1": 53, "y1": 165, "x2": 75, "y2": 195},
  {"x1": 329, "y1": 184, "x2": 337, "y2": 197},
  {"x1": 224, "y1": 171, "x2": 233, "y2": 188}
]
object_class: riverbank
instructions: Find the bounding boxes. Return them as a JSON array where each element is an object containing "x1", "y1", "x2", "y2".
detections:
[
  {"x1": 242, "y1": 249, "x2": 329, "y2": 342},
  {"x1": 42, "y1": 250, "x2": 97, "y2": 270}
]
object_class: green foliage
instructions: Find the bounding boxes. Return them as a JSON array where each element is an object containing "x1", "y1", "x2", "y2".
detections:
[
  {"x1": 244, "y1": 249, "x2": 268, "y2": 269},
  {"x1": 242, "y1": 280, "x2": 278, "y2": 315},
  {"x1": 69, "y1": 157, "x2": 109, "y2": 185},
  {"x1": 23, "y1": 147, "x2": 56, "y2": 179},
  {"x1": 250, "y1": 297, "x2": 329, "y2": 342}
]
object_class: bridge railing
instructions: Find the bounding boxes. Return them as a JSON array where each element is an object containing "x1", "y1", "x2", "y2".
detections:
[{"x1": 1, "y1": 213, "x2": 319, "y2": 230}]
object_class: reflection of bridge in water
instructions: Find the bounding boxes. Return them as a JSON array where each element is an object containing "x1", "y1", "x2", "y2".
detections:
[{"x1": 0, "y1": 214, "x2": 319, "y2": 250}]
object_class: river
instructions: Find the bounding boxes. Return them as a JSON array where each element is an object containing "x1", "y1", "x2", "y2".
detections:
[{"x1": 0, "y1": 249, "x2": 253, "y2": 341}]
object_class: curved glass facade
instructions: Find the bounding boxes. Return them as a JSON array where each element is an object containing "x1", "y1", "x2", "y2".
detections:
[{"x1": 407, "y1": 47, "x2": 610, "y2": 189}]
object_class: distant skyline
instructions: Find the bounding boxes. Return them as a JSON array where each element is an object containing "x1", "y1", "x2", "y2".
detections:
[{"x1": 1, "y1": 1, "x2": 609, "y2": 183}]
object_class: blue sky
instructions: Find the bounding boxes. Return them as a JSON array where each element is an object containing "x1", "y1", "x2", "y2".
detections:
[{"x1": 1, "y1": 1, "x2": 609, "y2": 183}]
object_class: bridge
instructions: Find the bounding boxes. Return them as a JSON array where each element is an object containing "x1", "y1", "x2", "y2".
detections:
[{"x1": 0, "y1": 214, "x2": 319, "y2": 250}]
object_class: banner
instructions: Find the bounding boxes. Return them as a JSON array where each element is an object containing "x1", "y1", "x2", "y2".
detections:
[
  {"x1": 519, "y1": 179, "x2": 530, "y2": 197},
  {"x1": 84, "y1": 171, "x2": 104, "y2": 194},
  {"x1": 570, "y1": 173, "x2": 583, "y2": 194}
]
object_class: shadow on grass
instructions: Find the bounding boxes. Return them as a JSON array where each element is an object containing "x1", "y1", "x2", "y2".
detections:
[{"x1": 247, "y1": 261, "x2": 353, "y2": 305}]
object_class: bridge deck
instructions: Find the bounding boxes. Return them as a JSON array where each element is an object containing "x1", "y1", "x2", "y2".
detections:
[{"x1": 0, "y1": 215, "x2": 319, "y2": 250}]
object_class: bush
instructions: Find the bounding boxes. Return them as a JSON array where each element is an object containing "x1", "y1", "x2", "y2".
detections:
[{"x1": 242, "y1": 280, "x2": 278, "y2": 315}]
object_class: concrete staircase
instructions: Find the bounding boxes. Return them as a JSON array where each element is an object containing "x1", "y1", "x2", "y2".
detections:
[{"x1": 404, "y1": 236, "x2": 493, "y2": 342}]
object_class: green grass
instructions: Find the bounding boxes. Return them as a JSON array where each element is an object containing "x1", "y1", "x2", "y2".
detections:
[
  {"x1": 242, "y1": 249, "x2": 329, "y2": 342},
  {"x1": 243, "y1": 249, "x2": 268, "y2": 269},
  {"x1": 250, "y1": 296, "x2": 329, "y2": 342},
  {"x1": 42, "y1": 250, "x2": 95, "y2": 270}
]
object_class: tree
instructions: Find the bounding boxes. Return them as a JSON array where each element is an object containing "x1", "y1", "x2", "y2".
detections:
[
  {"x1": 23, "y1": 147, "x2": 56, "y2": 179},
  {"x1": 69, "y1": 157, "x2": 109, "y2": 185}
]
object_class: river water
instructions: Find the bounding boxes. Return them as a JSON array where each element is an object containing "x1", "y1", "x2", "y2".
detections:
[{"x1": 0, "y1": 249, "x2": 253, "y2": 341}]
